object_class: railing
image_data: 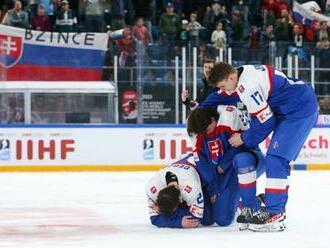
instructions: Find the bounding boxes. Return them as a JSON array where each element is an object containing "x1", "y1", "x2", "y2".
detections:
[{"x1": 1, "y1": 42, "x2": 330, "y2": 124}]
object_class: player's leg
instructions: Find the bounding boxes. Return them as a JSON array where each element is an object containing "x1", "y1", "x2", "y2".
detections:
[
  {"x1": 249, "y1": 112, "x2": 318, "y2": 232},
  {"x1": 233, "y1": 151, "x2": 265, "y2": 210},
  {"x1": 201, "y1": 193, "x2": 215, "y2": 226},
  {"x1": 233, "y1": 151, "x2": 265, "y2": 230},
  {"x1": 212, "y1": 169, "x2": 240, "y2": 226}
]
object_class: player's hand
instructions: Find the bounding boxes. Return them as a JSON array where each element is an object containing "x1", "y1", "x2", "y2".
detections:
[
  {"x1": 217, "y1": 166, "x2": 224, "y2": 174},
  {"x1": 181, "y1": 216, "x2": 200, "y2": 228},
  {"x1": 229, "y1": 133, "x2": 244, "y2": 147},
  {"x1": 181, "y1": 90, "x2": 189, "y2": 102},
  {"x1": 150, "y1": 203, "x2": 159, "y2": 213},
  {"x1": 210, "y1": 194, "x2": 217, "y2": 204}
]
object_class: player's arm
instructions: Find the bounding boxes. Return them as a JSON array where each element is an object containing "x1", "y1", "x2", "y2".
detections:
[
  {"x1": 148, "y1": 197, "x2": 198, "y2": 228},
  {"x1": 238, "y1": 85, "x2": 276, "y2": 147},
  {"x1": 194, "y1": 150, "x2": 218, "y2": 198},
  {"x1": 199, "y1": 91, "x2": 240, "y2": 108},
  {"x1": 241, "y1": 114, "x2": 275, "y2": 148},
  {"x1": 217, "y1": 144, "x2": 248, "y2": 172}
]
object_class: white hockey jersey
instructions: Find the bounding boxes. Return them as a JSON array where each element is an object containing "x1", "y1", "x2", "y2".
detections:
[
  {"x1": 216, "y1": 105, "x2": 249, "y2": 131},
  {"x1": 145, "y1": 157, "x2": 204, "y2": 219},
  {"x1": 236, "y1": 65, "x2": 274, "y2": 123}
]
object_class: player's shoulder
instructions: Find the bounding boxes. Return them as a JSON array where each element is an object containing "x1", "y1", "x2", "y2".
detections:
[
  {"x1": 217, "y1": 105, "x2": 245, "y2": 130},
  {"x1": 145, "y1": 170, "x2": 165, "y2": 197},
  {"x1": 180, "y1": 179, "x2": 201, "y2": 201}
]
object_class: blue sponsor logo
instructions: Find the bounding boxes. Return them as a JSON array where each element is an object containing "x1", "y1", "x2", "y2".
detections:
[
  {"x1": 0, "y1": 139, "x2": 10, "y2": 161},
  {"x1": 143, "y1": 139, "x2": 154, "y2": 160}
]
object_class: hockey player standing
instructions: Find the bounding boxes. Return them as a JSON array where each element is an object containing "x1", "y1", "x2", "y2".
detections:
[{"x1": 203, "y1": 62, "x2": 318, "y2": 232}]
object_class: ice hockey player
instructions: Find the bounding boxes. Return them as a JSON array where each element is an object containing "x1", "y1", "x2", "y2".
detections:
[
  {"x1": 145, "y1": 153, "x2": 211, "y2": 228},
  {"x1": 187, "y1": 105, "x2": 265, "y2": 231},
  {"x1": 202, "y1": 62, "x2": 318, "y2": 232}
]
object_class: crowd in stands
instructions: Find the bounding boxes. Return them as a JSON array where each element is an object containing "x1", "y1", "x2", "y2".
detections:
[{"x1": 1, "y1": 0, "x2": 330, "y2": 111}]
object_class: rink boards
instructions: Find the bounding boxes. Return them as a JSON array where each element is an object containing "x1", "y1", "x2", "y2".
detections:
[{"x1": 0, "y1": 124, "x2": 329, "y2": 171}]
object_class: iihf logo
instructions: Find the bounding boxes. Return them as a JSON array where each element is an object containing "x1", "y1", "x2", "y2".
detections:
[
  {"x1": 143, "y1": 139, "x2": 154, "y2": 160},
  {"x1": 0, "y1": 139, "x2": 10, "y2": 161},
  {"x1": 0, "y1": 34, "x2": 23, "y2": 68}
]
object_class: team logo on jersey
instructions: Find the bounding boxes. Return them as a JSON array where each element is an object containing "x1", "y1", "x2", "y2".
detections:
[
  {"x1": 184, "y1": 185, "x2": 192, "y2": 193},
  {"x1": 193, "y1": 151, "x2": 199, "y2": 162},
  {"x1": 0, "y1": 34, "x2": 23, "y2": 68},
  {"x1": 190, "y1": 204, "x2": 203, "y2": 218},
  {"x1": 0, "y1": 139, "x2": 10, "y2": 161},
  {"x1": 238, "y1": 85, "x2": 245, "y2": 93},
  {"x1": 207, "y1": 139, "x2": 223, "y2": 162},
  {"x1": 225, "y1": 106, "x2": 234, "y2": 112},
  {"x1": 150, "y1": 186, "x2": 157, "y2": 194}
]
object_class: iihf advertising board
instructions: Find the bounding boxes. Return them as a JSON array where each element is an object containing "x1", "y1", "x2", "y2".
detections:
[{"x1": 0, "y1": 127, "x2": 328, "y2": 168}]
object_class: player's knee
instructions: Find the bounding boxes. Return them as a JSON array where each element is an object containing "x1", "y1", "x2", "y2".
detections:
[
  {"x1": 265, "y1": 154, "x2": 290, "y2": 177},
  {"x1": 233, "y1": 152, "x2": 257, "y2": 173},
  {"x1": 215, "y1": 217, "x2": 233, "y2": 227}
]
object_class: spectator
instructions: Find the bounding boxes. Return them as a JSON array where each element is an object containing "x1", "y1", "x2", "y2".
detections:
[
  {"x1": 31, "y1": 4, "x2": 51, "y2": 31},
  {"x1": 177, "y1": 19, "x2": 189, "y2": 47},
  {"x1": 211, "y1": 21, "x2": 227, "y2": 49},
  {"x1": 132, "y1": 0, "x2": 153, "y2": 42},
  {"x1": 39, "y1": 0, "x2": 56, "y2": 26},
  {"x1": 116, "y1": 27, "x2": 135, "y2": 67},
  {"x1": 264, "y1": 8, "x2": 276, "y2": 26},
  {"x1": 187, "y1": 12, "x2": 202, "y2": 47},
  {"x1": 181, "y1": 58, "x2": 217, "y2": 109},
  {"x1": 261, "y1": 0, "x2": 289, "y2": 19},
  {"x1": 197, "y1": 42, "x2": 212, "y2": 64},
  {"x1": 230, "y1": 9, "x2": 244, "y2": 44},
  {"x1": 274, "y1": 8, "x2": 292, "y2": 42},
  {"x1": 25, "y1": 0, "x2": 38, "y2": 22},
  {"x1": 181, "y1": 59, "x2": 218, "y2": 109},
  {"x1": 316, "y1": 37, "x2": 330, "y2": 49},
  {"x1": 81, "y1": 0, "x2": 105, "y2": 32},
  {"x1": 55, "y1": 0, "x2": 77, "y2": 32},
  {"x1": 203, "y1": 2, "x2": 228, "y2": 31},
  {"x1": 247, "y1": 25, "x2": 260, "y2": 61},
  {"x1": 260, "y1": 24, "x2": 276, "y2": 63},
  {"x1": 111, "y1": 0, "x2": 126, "y2": 30},
  {"x1": 287, "y1": 24, "x2": 309, "y2": 65},
  {"x1": 317, "y1": 21, "x2": 329, "y2": 42},
  {"x1": 8, "y1": 108, "x2": 24, "y2": 124},
  {"x1": 316, "y1": 33, "x2": 330, "y2": 94},
  {"x1": 132, "y1": 17, "x2": 150, "y2": 46},
  {"x1": 232, "y1": 0, "x2": 249, "y2": 23},
  {"x1": 0, "y1": 97, "x2": 10, "y2": 124},
  {"x1": 159, "y1": 2, "x2": 180, "y2": 58},
  {"x1": 1, "y1": 0, "x2": 29, "y2": 28}
]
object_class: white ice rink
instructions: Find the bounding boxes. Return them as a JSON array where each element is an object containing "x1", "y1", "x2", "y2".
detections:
[{"x1": 0, "y1": 171, "x2": 329, "y2": 248}]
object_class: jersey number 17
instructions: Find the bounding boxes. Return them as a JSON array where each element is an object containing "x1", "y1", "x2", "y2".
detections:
[{"x1": 250, "y1": 90, "x2": 264, "y2": 105}]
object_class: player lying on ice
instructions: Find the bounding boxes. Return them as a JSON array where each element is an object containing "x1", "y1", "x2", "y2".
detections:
[
  {"x1": 199, "y1": 62, "x2": 318, "y2": 232},
  {"x1": 145, "y1": 105, "x2": 265, "y2": 229}
]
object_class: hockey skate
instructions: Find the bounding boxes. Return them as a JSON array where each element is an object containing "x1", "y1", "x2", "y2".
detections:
[
  {"x1": 236, "y1": 207, "x2": 253, "y2": 231},
  {"x1": 256, "y1": 193, "x2": 265, "y2": 207},
  {"x1": 248, "y1": 208, "x2": 286, "y2": 232},
  {"x1": 237, "y1": 194, "x2": 265, "y2": 231}
]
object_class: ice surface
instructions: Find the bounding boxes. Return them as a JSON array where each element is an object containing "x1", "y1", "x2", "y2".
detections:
[{"x1": 0, "y1": 171, "x2": 329, "y2": 248}]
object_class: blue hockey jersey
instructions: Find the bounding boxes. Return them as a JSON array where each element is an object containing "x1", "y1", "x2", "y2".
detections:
[{"x1": 200, "y1": 65, "x2": 318, "y2": 148}]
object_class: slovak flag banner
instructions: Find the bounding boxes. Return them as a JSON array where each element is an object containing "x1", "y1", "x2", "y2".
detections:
[
  {"x1": 292, "y1": 1, "x2": 330, "y2": 29},
  {"x1": 0, "y1": 25, "x2": 109, "y2": 80}
]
